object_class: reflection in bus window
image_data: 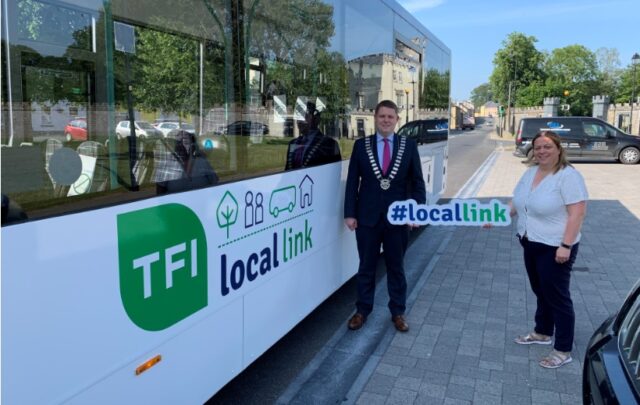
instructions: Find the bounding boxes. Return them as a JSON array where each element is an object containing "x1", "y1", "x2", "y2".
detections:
[
  {"x1": 1, "y1": 0, "x2": 448, "y2": 225},
  {"x1": 17, "y1": 0, "x2": 93, "y2": 50}
]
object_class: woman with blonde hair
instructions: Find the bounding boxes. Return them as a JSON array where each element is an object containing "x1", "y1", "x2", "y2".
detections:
[{"x1": 510, "y1": 131, "x2": 588, "y2": 368}]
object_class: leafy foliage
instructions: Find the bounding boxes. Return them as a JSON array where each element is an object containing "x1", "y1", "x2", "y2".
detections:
[
  {"x1": 421, "y1": 69, "x2": 450, "y2": 109},
  {"x1": 132, "y1": 29, "x2": 200, "y2": 116},
  {"x1": 544, "y1": 45, "x2": 600, "y2": 116},
  {"x1": 470, "y1": 83, "x2": 493, "y2": 108},
  {"x1": 595, "y1": 47, "x2": 622, "y2": 102},
  {"x1": 489, "y1": 33, "x2": 638, "y2": 116},
  {"x1": 489, "y1": 33, "x2": 545, "y2": 106}
]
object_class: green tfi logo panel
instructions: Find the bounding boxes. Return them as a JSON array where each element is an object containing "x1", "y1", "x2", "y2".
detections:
[{"x1": 118, "y1": 204, "x2": 208, "y2": 331}]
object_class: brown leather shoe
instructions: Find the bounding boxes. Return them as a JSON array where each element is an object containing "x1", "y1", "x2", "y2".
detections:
[
  {"x1": 348, "y1": 313, "x2": 366, "y2": 330},
  {"x1": 392, "y1": 315, "x2": 409, "y2": 332}
]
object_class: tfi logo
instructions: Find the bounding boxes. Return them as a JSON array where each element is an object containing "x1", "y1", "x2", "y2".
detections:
[{"x1": 117, "y1": 204, "x2": 208, "y2": 331}]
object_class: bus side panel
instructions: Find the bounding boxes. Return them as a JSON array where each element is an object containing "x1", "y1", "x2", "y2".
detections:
[
  {"x1": 1, "y1": 162, "x2": 359, "y2": 405},
  {"x1": 428, "y1": 144, "x2": 447, "y2": 204},
  {"x1": 420, "y1": 156, "x2": 434, "y2": 197},
  {"x1": 243, "y1": 241, "x2": 343, "y2": 365},
  {"x1": 417, "y1": 142, "x2": 447, "y2": 204},
  {"x1": 1, "y1": 217, "x2": 162, "y2": 405},
  {"x1": 67, "y1": 302, "x2": 244, "y2": 405}
]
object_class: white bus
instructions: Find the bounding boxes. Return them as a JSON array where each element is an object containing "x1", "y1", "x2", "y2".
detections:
[{"x1": 1, "y1": 0, "x2": 450, "y2": 403}]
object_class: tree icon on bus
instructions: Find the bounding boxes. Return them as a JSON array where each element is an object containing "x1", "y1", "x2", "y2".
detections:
[
  {"x1": 269, "y1": 186, "x2": 296, "y2": 218},
  {"x1": 216, "y1": 191, "x2": 239, "y2": 238}
]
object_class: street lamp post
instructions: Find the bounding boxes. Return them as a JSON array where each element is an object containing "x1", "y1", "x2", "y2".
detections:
[
  {"x1": 631, "y1": 53, "x2": 640, "y2": 134},
  {"x1": 405, "y1": 89, "x2": 410, "y2": 123}
]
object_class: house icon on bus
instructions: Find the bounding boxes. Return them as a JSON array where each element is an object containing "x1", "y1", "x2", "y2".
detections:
[{"x1": 299, "y1": 175, "x2": 314, "y2": 209}]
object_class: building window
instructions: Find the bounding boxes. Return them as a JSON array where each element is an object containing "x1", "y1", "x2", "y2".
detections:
[{"x1": 357, "y1": 119, "x2": 365, "y2": 137}]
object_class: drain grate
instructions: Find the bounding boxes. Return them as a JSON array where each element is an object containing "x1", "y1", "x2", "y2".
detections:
[{"x1": 573, "y1": 267, "x2": 589, "y2": 272}]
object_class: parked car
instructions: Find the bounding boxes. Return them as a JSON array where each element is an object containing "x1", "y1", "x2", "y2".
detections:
[
  {"x1": 515, "y1": 117, "x2": 640, "y2": 164},
  {"x1": 583, "y1": 279, "x2": 640, "y2": 404},
  {"x1": 397, "y1": 119, "x2": 448, "y2": 145},
  {"x1": 461, "y1": 115, "x2": 475, "y2": 130},
  {"x1": 154, "y1": 121, "x2": 196, "y2": 137},
  {"x1": 64, "y1": 118, "x2": 88, "y2": 141},
  {"x1": 115, "y1": 120, "x2": 162, "y2": 139},
  {"x1": 224, "y1": 121, "x2": 269, "y2": 136}
]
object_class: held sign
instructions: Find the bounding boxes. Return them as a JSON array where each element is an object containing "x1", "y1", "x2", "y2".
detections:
[{"x1": 387, "y1": 199, "x2": 511, "y2": 226}]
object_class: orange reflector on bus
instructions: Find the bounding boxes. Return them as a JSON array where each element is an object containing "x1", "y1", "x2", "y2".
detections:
[{"x1": 135, "y1": 355, "x2": 161, "y2": 376}]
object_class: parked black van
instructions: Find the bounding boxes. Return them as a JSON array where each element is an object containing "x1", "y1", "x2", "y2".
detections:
[
  {"x1": 398, "y1": 119, "x2": 449, "y2": 145},
  {"x1": 515, "y1": 117, "x2": 640, "y2": 164}
]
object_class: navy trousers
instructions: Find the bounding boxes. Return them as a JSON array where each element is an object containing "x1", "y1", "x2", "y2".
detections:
[
  {"x1": 520, "y1": 236, "x2": 579, "y2": 352},
  {"x1": 355, "y1": 218, "x2": 409, "y2": 317}
]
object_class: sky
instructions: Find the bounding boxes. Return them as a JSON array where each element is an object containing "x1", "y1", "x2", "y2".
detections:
[{"x1": 397, "y1": 0, "x2": 640, "y2": 101}]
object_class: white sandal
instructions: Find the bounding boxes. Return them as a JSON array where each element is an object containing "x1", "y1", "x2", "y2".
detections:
[
  {"x1": 514, "y1": 332, "x2": 552, "y2": 345},
  {"x1": 539, "y1": 350, "x2": 572, "y2": 369}
]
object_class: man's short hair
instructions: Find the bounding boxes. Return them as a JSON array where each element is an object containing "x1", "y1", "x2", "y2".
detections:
[
  {"x1": 375, "y1": 100, "x2": 399, "y2": 115},
  {"x1": 306, "y1": 102, "x2": 320, "y2": 117}
]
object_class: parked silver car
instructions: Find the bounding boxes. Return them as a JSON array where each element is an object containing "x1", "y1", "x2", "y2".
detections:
[
  {"x1": 154, "y1": 121, "x2": 196, "y2": 137},
  {"x1": 115, "y1": 120, "x2": 162, "y2": 139}
]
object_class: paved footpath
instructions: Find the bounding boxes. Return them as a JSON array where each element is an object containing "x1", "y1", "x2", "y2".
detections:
[{"x1": 350, "y1": 147, "x2": 640, "y2": 404}]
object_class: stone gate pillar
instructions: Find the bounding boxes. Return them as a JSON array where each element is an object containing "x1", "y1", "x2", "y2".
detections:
[
  {"x1": 592, "y1": 95, "x2": 610, "y2": 120},
  {"x1": 543, "y1": 97, "x2": 559, "y2": 117}
]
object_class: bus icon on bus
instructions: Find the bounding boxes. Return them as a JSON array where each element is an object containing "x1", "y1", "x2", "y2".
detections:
[{"x1": 269, "y1": 186, "x2": 296, "y2": 217}]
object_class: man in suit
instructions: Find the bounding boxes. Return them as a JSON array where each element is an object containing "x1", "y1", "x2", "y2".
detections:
[
  {"x1": 285, "y1": 102, "x2": 341, "y2": 170},
  {"x1": 344, "y1": 100, "x2": 426, "y2": 332}
]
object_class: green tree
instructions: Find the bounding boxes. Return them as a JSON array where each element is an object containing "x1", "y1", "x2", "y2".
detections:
[
  {"x1": 470, "y1": 83, "x2": 493, "y2": 108},
  {"x1": 315, "y1": 50, "x2": 350, "y2": 133},
  {"x1": 514, "y1": 80, "x2": 548, "y2": 106},
  {"x1": 421, "y1": 69, "x2": 450, "y2": 109},
  {"x1": 595, "y1": 47, "x2": 622, "y2": 102},
  {"x1": 132, "y1": 28, "x2": 200, "y2": 117},
  {"x1": 544, "y1": 45, "x2": 599, "y2": 116},
  {"x1": 617, "y1": 63, "x2": 640, "y2": 105},
  {"x1": 489, "y1": 32, "x2": 545, "y2": 106}
]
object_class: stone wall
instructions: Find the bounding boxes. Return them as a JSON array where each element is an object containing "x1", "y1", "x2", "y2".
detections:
[
  {"x1": 500, "y1": 106, "x2": 545, "y2": 137},
  {"x1": 499, "y1": 97, "x2": 640, "y2": 137},
  {"x1": 606, "y1": 100, "x2": 640, "y2": 135}
]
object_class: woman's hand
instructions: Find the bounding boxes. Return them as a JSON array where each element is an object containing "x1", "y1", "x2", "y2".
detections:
[{"x1": 555, "y1": 246, "x2": 570, "y2": 263}]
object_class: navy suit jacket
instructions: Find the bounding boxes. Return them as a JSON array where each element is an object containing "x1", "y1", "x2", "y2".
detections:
[
  {"x1": 344, "y1": 134, "x2": 426, "y2": 227},
  {"x1": 284, "y1": 130, "x2": 342, "y2": 170}
]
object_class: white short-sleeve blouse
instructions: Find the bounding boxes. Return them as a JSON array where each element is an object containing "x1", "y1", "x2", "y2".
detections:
[{"x1": 512, "y1": 165, "x2": 588, "y2": 246}]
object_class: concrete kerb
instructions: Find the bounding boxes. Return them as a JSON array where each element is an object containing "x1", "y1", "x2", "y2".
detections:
[{"x1": 490, "y1": 128, "x2": 516, "y2": 143}]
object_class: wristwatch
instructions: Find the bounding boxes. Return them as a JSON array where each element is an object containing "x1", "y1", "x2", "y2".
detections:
[{"x1": 560, "y1": 242, "x2": 572, "y2": 249}]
